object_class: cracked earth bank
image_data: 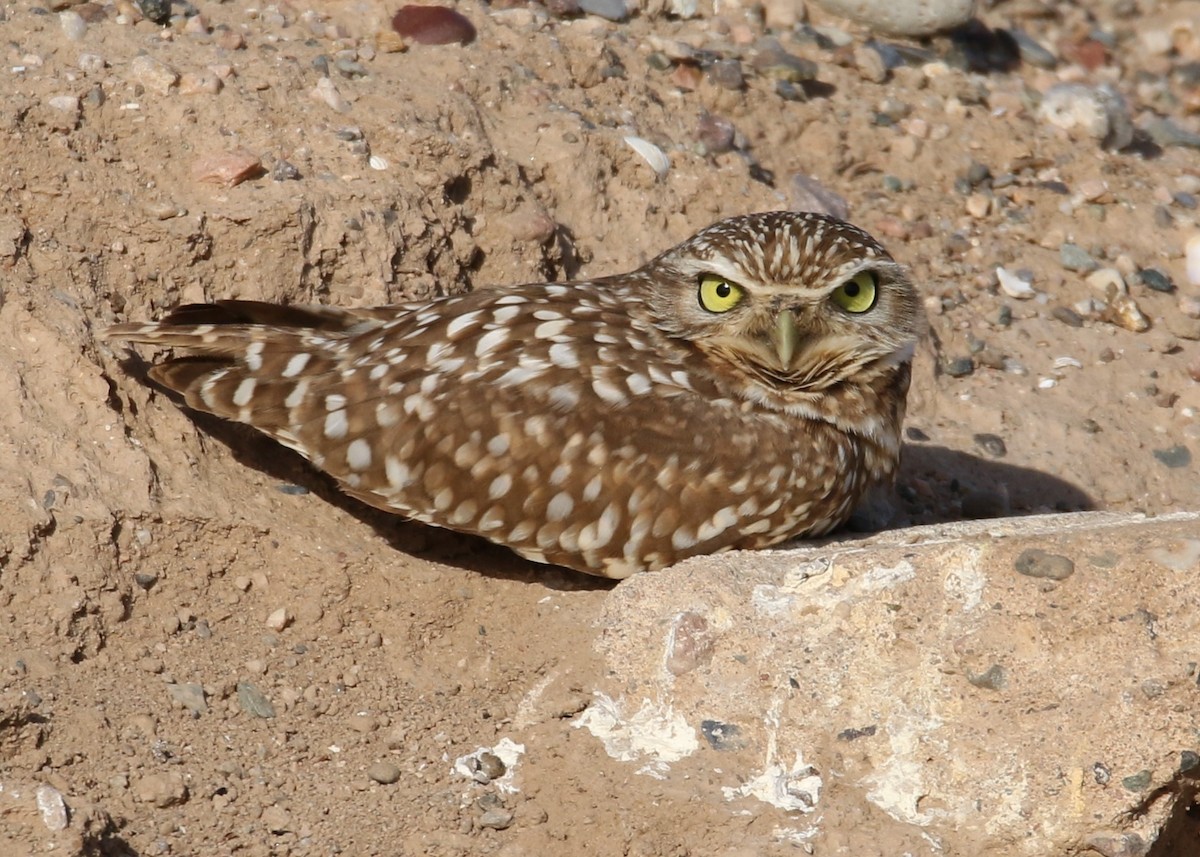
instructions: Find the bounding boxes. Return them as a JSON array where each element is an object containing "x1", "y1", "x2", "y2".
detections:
[{"x1": 1, "y1": 0, "x2": 1199, "y2": 854}]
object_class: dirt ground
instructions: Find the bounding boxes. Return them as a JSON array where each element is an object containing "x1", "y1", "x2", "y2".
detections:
[{"x1": 1, "y1": 0, "x2": 1198, "y2": 854}]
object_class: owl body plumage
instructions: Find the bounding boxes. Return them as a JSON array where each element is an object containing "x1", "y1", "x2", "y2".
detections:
[{"x1": 105, "y1": 211, "x2": 922, "y2": 578}]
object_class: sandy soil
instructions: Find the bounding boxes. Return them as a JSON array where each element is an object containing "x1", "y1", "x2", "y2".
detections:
[{"x1": 1, "y1": 0, "x2": 1198, "y2": 853}]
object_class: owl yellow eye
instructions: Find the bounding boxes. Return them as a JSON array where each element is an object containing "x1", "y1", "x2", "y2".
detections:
[
  {"x1": 698, "y1": 276, "x2": 745, "y2": 313},
  {"x1": 830, "y1": 271, "x2": 878, "y2": 313}
]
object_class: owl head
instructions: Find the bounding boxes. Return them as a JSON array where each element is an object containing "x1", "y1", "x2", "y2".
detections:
[{"x1": 635, "y1": 211, "x2": 923, "y2": 401}]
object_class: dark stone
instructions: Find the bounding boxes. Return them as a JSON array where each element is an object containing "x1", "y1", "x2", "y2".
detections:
[
  {"x1": 973, "y1": 433, "x2": 1007, "y2": 458},
  {"x1": 1138, "y1": 268, "x2": 1174, "y2": 293},
  {"x1": 1051, "y1": 306, "x2": 1084, "y2": 327},
  {"x1": 943, "y1": 357, "x2": 975, "y2": 377},
  {"x1": 1153, "y1": 445, "x2": 1192, "y2": 468},
  {"x1": 836, "y1": 724, "x2": 877, "y2": 741},
  {"x1": 1014, "y1": 548, "x2": 1075, "y2": 581},
  {"x1": 967, "y1": 664, "x2": 1006, "y2": 690},
  {"x1": 701, "y1": 719, "x2": 748, "y2": 751}
]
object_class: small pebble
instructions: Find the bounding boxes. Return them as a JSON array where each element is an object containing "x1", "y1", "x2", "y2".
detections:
[
  {"x1": 236, "y1": 681, "x2": 276, "y2": 718},
  {"x1": 265, "y1": 607, "x2": 291, "y2": 631},
  {"x1": 752, "y1": 40, "x2": 818, "y2": 83},
  {"x1": 1060, "y1": 243, "x2": 1099, "y2": 273},
  {"x1": 1014, "y1": 548, "x2": 1075, "y2": 580},
  {"x1": 809, "y1": 0, "x2": 974, "y2": 36},
  {"x1": 700, "y1": 719, "x2": 748, "y2": 750},
  {"x1": 1010, "y1": 28, "x2": 1056, "y2": 68},
  {"x1": 134, "y1": 772, "x2": 188, "y2": 808},
  {"x1": 623, "y1": 136, "x2": 669, "y2": 179},
  {"x1": 578, "y1": 0, "x2": 628, "y2": 20},
  {"x1": 1039, "y1": 83, "x2": 1132, "y2": 150},
  {"x1": 966, "y1": 664, "x2": 1007, "y2": 690},
  {"x1": 973, "y1": 433, "x2": 1007, "y2": 458},
  {"x1": 1120, "y1": 770, "x2": 1152, "y2": 792},
  {"x1": 706, "y1": 59, "x2": 745, "y2": 91},
  {"x1": 311, "y1": 77, "x2": 351, "y2": 113},
  {"x1": 368, "y1": 761, "x2": 402, "y2": 784},
  {"x1": 665, "y1": 611, "x2": 714, "y2": 676},
  {"x1": 943, "y1": 357, "x2": 975, "y2": 377},
  {"x1": 179, "y1": 69, "x2": 221, "y2": 95},
  {"x1": 1051, "y1": 306, "x2": 1083, "y2": 327},
  {"x1": 695, "y1": 112, "x2": 736, "y2": 155},
  {"x1": 1086, "y1": 267, "x2": 1126, "y2": 296},
  {"x1": 37, "y1": 785, "x2": 68, "y2": 832},
  {"x1": 130, "y1": 55, "x2": 179, "y2": 96},
  {"x1": 1138, "y1": 268, "x2": 1174, "y2": 293},
  {"x1": 854, "y1": 45, "x2": 888, "y2": 83},
  {"x1": 1102, "y1": 293, "x2": 1150, "y2": 332},
  {"x1": 136, "y1": 0, "x2": 172, "y2": 25},
  {"x1": 1144, "y1": 117, "x2": 1200, "y2": 150},
  {"x1": 1152, "y1": 445, "x2": 1192, "y2": 469},
  {"x1": 789, "y1": 174, "x2": 848, "y2": 220},
  {"x1": 391, "y1": 5, "x2": 476, "y2": 44},
  {"x1": 1186, "y1": 235, "x2": 1200, "y2": 288},
  {"x1": 134, "y1": 571, "x2": 158, "y2": 590},
  {"x1": 478, "y1": 808, "x2": 515, "y2": 830},
  {"x1": 477, "y1": 751, "x2": 506, "y2": 780},
  {"x1": 1084, "y1": 832, "x2": 1146, "y2": 857},
  {"x1": 60, "y1": 10, "x2": 87, "y2": 40},
  {"x1": 166, "y1": 682, "x2": 208, "y2": 715},
  {"x1": 78, "y1": 53, "x2": 105, "y2": 74},
  {"x1": 996, "y1": 267, "x2": 1035, "y2": 300},
  {"x1": 965, "y1": 194, "x2": 991, "y2": 218},
  {"x1": 272, "y1": 161, "x2": 301, "y2": 182},
  {"x1": 192, "y1": 150, "x2": 263, "y2": 187}
]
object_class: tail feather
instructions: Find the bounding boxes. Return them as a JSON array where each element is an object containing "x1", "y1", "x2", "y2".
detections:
[{"x1": 103, "y1": 301, "x2": 380, "y2": 434}]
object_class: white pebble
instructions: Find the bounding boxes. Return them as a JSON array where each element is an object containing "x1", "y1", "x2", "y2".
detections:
[
  {"x1": 311, "y1": 77, "x2": 350, "y2": 113},
  {"x1": 36, "y1": 785, "x2": 68, "y2": 832},
  {"x1": 130, "y1": 55, "x2": 179, "y2": 96},
  {"x1": 1037, "y1": 378, "x2": 1058, "y2": 389},
  {"x1": 623, "y1": 136, "x2": 669, "y2": 179},
  {"x1": 1086, "y1": 267, "x2": 1127, "y2": 296},
  {"x1": 78, "y1": 53, "x2": 106, "y2": 74},
  {"x1": 60, "y1": 11, "x2": 87, "y2": 41},
  {"x1": 1186, "y1": 234, "x2": 1200, "y2": 288},
  {"x1": 265, "y1": 607, "x2": 292, "y2": 631},
  {"x1": 368, "y1": 154, "x2": 388, "y2": 171},
  {"x1": 810, "y1": 0, "x2": 975, "y2": 36},
  {"x1": 48, "y1": 95, "x2": 79, "y2": 113},
  {"x1": 996, "y1": 266, "x2": 1035, "y2": 300}
]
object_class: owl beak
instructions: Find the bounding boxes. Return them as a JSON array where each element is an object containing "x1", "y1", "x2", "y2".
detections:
[{"x1": 774, "y1": 309, "x2": 799, "y2": 368}]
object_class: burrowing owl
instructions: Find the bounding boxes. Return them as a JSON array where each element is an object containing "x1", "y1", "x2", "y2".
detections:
[{"x1": 104, "y1": 211, "x2": 922, "y2": 578}]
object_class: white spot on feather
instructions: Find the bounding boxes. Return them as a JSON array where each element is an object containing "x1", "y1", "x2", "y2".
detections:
[
  {"x1": 347, "y1": 438, "x2": 372, "y2": 471},
  {"x1": 324, "y1": 409, "x2": 349, "y2": 439},
  {"x1": 232, "y1": 378, "x2": 256, "y2": 407},
  {"x1": 476, "y1": 328, "x2": 510, "y2": 357},
  {"x1": 446, "y1": 311, "x2": 483, "y2": 338},
  {"x1": 535, "y1": 319, "x2": 570, "y2": 339},
  {"x1": 245, "y1": 341, "x2": 264, "y2": 372},
  {"x1": 592, "y1": 378, "x2": 627, "y2": 404},
  {"x1": 282, "y1": 353, "x2": 310, "y2": 377},
  {"x1": 284, "y1": 379, "x2": 309, "y2": 410}
]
